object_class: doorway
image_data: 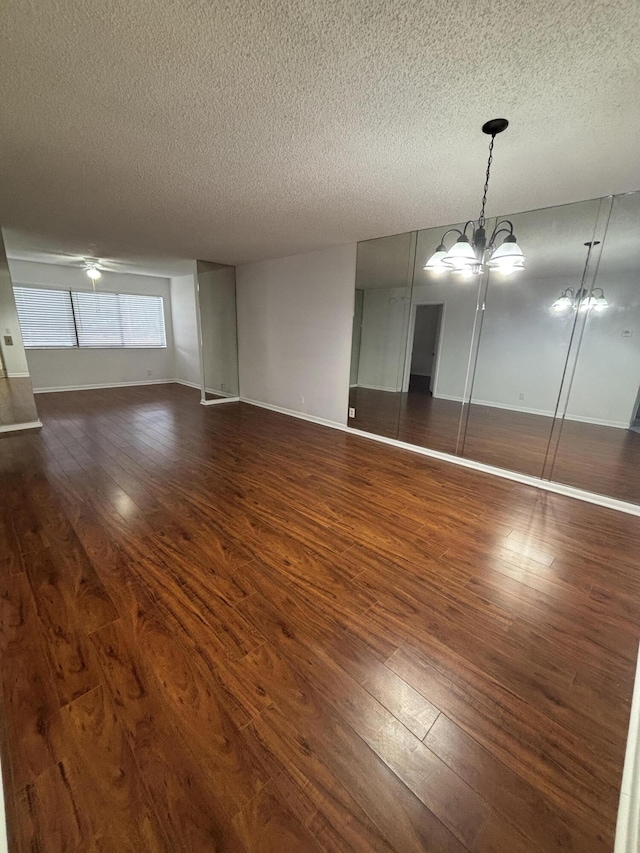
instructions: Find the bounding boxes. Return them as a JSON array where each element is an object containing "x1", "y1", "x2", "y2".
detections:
[{"x1": 403, "y1": 303, "x2": 443, "y2": 395}]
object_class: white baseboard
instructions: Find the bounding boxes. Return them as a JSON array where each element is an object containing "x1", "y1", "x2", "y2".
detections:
[
  {"x1": 239, "y1": 397, "x2": 347, "y2": 432},
  {"x1": 565, "y1": 413, "x2": 628, "y2": 429},
  {"x1": 432, "y1": 393, "x2": 628, "y2": 429},
  {"x1": 204, "y1": 387, "x2": 236, "y2": 398},
  {"x1": 347, "y1": 426, "x2": 640, "y2": 515},
  {"x1": 33, "y1": 378, "x2": 176, "y2": 394},
  {"x1": 0, "y1": 420, "x2": 42, "y2": 434},
  {"x1": 5, "y1": 372, "x2": 30, "y2": 379},
  {"x1": 174, "y1": 379, "x2": 201, "y2": 390},
  {"x1": 201, "y1": 396, "x2": 240, "y2": 407},
  {"x1": 355, "y1": 382, "x2": 402, "y2": 393},
  {"x1": 239, "y1": 399, "x2": 640, "y2": 517},
  {"x1": 616, "y1": 642, "x2": 640, "y2": 852}
]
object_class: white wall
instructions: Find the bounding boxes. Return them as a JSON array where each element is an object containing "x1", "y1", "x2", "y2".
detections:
[
  {"x1": 349, "y1": 289, "x2": 363, "y2": 386},
  {"x1": 353, "y1": 267, "x2": 640, "y2": 427},
  {"x1": 356, "y1": 287, "x2": 410, "y2": 392},
  {"x1": 8, "y1": 260, "x2": 174, "y2": 391},
  {"x1": 170, "y1": 272, "x2": 201, "y2": 387},
  {"x1": 236, "y1": 244, "x2": 356, "y2": 425},
  {"x1": 0, "y1": 244, "x2": 30, "y2": 377},
  {"x1": 197, "y1": 265, "x2": 239, "y2": 396},
  {"x1": 564, "y1": 267, "x2": 640, "y2": 426}
]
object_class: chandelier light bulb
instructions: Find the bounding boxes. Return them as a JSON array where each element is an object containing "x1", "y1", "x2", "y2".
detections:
[
  {"x1": 552, "y1": 295, "x2": 573, "y2": 312},
  {"x1": 424, "y1": 245, "x2": 449, "y2": 274},
  {"x1": 488, "y1": 235, "x2": 525, "y2": 274},
  {"x1": 442, "y1": 236, "x2": 478, "y2": 273}
]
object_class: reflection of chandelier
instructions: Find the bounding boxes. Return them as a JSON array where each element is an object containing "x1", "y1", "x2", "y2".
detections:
[
  {"x1": 552, "y1": 287, "x2": 608, "y2": 313},
  {"x1": 424, "y1": 119, "x2": 525, "y2": 278},
  {"x1": 551, "y1": 241, "x2": 608, "y2": 313}
]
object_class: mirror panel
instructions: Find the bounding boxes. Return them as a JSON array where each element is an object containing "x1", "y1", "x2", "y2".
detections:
[
  {"x1": 401, "y1": 222, "x2": 486, "y2": 455},
  {"x1": 460, "y1": 200, "x2": 602, "y2": 477},
  {"x1": 0, "y1": 231, "x2": 39, "y2": 429},
  {"x1": 196, "y1": 261, "x2": 239, "y2": 401},
  {"x1": 347, "y1": 193, "x2": 640, "y2": 509},
  {"x1": 550, "y1": 191, "x2": 640, "y2": 502},
  {"x1": 348, "y1": 232, "x2": 414, "y2": 439}
]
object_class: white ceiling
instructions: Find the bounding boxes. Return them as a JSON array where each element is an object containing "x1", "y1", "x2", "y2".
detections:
[{"x1": 1, "y1": 0, "x2": 639, "y2": 272}]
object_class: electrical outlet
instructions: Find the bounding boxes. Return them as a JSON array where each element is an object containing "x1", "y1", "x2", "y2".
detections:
[
  {"x1": 349, "y1": 407, "x2": 356, "y2": 418},
  {"x1": 623, "y1": 329, "x2": 633, "y2": 338},
  {"x1": 300, "y1": 395, "x2": 305, "y2": 405},
  {"x1": 518, "y1": 393, "x2": 525, "y2": 401},
  {"x1": 221, "y1": 382, "x2": 226, "y2": 391},
  {"x1": 147, "y1": 370, "x2": 152, "y2": 377}
]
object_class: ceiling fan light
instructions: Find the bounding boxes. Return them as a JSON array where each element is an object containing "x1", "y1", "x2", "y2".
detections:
[
  {"x1": 424, "y1": 246, "x2": 449, "y2": 274},
  {"x1": 86, "y1": 265, "x2": 101, "y2": 280}
]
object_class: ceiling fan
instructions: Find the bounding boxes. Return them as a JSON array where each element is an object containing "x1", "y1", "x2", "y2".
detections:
[{"x1": 29, "y1": 252, "x2": 132, "y2": 282}]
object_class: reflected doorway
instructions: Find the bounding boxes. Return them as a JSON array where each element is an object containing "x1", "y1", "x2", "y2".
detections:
[{"x1": 403, "y1": 303, "x2": 443, "y2": 396}]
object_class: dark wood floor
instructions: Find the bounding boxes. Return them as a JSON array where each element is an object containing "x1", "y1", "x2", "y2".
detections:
[
  {"x1": 1, "y1": 383, "x2": 639, "y2": 852},
  {"x1": 348, "y1": 385, "x2": 640, "y2": 503}
]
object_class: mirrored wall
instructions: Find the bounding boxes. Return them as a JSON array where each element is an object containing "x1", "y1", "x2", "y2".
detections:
[
  {"x1": 0, "y1": 231, "x2": 39, "y2": 431},
  {"x1": 348, "y1": 191, "x2": 640, "y2": 506},
  {"x1": 196, "y1": 261, "x2": 239, "y2": 404}
]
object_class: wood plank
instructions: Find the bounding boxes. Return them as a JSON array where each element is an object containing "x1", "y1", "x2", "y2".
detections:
[
  {"x1": 23, "y1": 547, "x2": 102, "y2": 706},
  {"x1": 61, "y1": 684, "x2": 171, "y2": 851}
]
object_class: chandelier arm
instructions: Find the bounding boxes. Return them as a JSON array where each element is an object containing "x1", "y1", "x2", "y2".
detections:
[
  {"x1": 487, "y1": 219, "x2": 515, "y2": 246},
  {"x1": 487, "y1": 227, "x2": 513, "y2": 249},
  {"x1": 462, "y1": 221, "x2": 475, "y2": 238},
  {"x1": 439, "y1": 228, "x2": 464, "y2": 247}
]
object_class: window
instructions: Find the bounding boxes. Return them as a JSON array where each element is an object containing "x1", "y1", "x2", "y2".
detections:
[
  {"x1": 14, "y1": 287, "x2": 167, "y2": 349},
  {"x1": 13, "y1": 287, "x2": 78, "y2": 348}
]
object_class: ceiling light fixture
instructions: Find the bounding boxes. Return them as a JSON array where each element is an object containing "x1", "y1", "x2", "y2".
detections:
[
  {"x1": 424, "y1": 119, "x2": 525, "y2": 278},
  {"x1": 551, "y1": 241, "x2": 608, "y2": 313}
]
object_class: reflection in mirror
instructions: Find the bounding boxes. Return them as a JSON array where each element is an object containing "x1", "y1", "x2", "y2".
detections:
[
  {"x1": 348, "y1": 232, "x2": 414, "y2": 439},
  {"x1": 196, "y1": 261, "x2": 239, "y2": 402},
  {"x1": 0, "y1": 231, "x2": 39, "y2": 430},
  {"x1": 399, "y1": 222, "x2": 485, "y2": 455},
  {"x1": 460, "y1": 200, "x2": 602, "y2": 477},
  {"x1": 550, "y1": 192, "x2": 640, "y2": 503}
]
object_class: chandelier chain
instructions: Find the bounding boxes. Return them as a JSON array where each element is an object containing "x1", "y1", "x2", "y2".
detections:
[{"x1": 478, "y1": 135, "x2": 495, "y2": 228}]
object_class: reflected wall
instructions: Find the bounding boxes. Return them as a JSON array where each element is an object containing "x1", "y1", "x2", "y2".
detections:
[
  {"x1": 550, "y1": 193, "x2": 640, "y2": 503},
  {"x1": 196, "y1": 261, "x2": 239, "y2": 402},
  {"x1": 347, "y1": 191, "x2": 640, "y2": 507},
  {"x1": 0, "y1": 230, "x2": 39, "y2": 430},
  {"x1": 348, "y1": 232, "x2": 414, "y2": 439}
]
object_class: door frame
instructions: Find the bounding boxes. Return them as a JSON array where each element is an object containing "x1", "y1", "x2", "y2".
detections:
[{"x1": 402, "y1": 301, "x2": 446, "y2": 394}]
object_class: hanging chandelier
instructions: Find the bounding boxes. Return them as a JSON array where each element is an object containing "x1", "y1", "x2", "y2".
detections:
[
  {"x1": 424, "y1": 119, "x2": 525, "y2": 278},
  {"x1": 551, "y1": 241, "x2": 608, "y2": 313}
]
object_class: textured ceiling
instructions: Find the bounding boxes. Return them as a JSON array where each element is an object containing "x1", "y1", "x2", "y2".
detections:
[{"x1": 1, "y1": 0, "x2": 639, "y2": 271}]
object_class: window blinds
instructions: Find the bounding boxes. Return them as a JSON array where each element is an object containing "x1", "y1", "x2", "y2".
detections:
[
  {"x1": 14, "y1": 287, "x2": 166, "y2": 349},
  {"x1": 13, "y1": 286, "x2": 77, "y2": 348}
]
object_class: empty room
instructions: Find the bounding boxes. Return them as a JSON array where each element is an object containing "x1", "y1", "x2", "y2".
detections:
[{"x1": 1, "y1": 1, "x2": 639, "y2": 851}]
